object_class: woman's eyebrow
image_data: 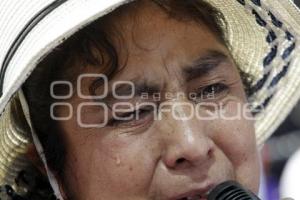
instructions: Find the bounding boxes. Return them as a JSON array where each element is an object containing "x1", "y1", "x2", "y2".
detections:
[
  {"x1": 98, "y1": 80, "x2": 162, "y2": 103},
  {"x1": 183, "y1": 50, "x2": 229, "y2": 82},
  {"x1": 114, "y1": 81, "x2": 162, "y2": 97}
]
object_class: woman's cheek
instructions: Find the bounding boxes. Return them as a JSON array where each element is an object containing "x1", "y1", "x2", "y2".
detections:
[
  {"x1": 207, "y1": 100, "x2": 260, "y2": 192},
  {"x1": 85, "y1": 132, "x2": 158, "y2": 196}
]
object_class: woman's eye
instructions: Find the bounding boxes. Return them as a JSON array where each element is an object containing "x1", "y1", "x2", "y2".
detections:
[
  {"x1": 196, "y1": 83, "x2": 229, "y2": 101},
  {"x1": 107, "y1": 106, "x2": 154, "y2": 127}
]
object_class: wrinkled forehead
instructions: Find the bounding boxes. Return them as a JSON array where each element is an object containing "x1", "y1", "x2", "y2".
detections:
[
  {"x1": 81, "y1": 0, "x2": 232, "y2": 87},
  {"x1": 101, "y1": 0, "x2": 225, "y2": 46}
]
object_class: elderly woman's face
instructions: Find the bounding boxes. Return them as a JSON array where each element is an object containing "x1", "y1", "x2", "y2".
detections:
[{"x1": 55, "y1": 2, "x2": 260, "y2": 200}]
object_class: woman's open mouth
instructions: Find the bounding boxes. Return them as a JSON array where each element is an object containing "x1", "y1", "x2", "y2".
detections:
[
  {"x1": 178, "y1": 195, "x2": 207, "y2": 200},
  {"x1": 170, "y1": 184, "x2": 213, "y2": 200}
]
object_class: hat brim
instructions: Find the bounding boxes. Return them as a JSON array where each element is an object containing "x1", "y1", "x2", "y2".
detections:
[
  {"x1": 0, "y1": 0, "x2": 132, "y2": 117},
  {"x1": 0, "y1": 0, "x2": 300, "y2": 173}
]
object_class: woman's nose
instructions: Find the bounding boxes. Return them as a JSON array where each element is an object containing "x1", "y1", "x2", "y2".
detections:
[{"x1": 160, "y1": 101, "x2": 215, "y2": 170}]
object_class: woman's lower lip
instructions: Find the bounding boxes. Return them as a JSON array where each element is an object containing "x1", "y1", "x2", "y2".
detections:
[{"x1": 172, "y1": 184, "x2": 214, "y2": 200}]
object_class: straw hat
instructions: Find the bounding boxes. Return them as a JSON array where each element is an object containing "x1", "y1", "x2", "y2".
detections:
[{"x1": 1, "y1": 0, "x2": 300, "y2": 198}]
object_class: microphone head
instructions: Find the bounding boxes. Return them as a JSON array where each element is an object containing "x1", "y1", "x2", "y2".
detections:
[{"x1": 207, "y1": 181, "x2": 260, "y2": 200}]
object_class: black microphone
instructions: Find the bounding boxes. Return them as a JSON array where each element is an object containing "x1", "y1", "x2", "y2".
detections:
[{"x1": 207, "y1": 181, "x2": 261, "y2": 200}]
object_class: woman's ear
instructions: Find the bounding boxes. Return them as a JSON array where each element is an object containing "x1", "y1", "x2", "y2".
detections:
[
  {"x1": 26, "y1": 143, "x2": 68, "y2": 199},
  {"x1": 58, "y1": 178, "x2": 68, "y2": 200},
  {"x1": 26, "y1": 143, "x2": 47, "y2": 175}
]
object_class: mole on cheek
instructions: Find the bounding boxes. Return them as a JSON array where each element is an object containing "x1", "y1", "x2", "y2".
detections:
[{"x1": 129, "y1": 166, "x2": 133, "y2": 172}]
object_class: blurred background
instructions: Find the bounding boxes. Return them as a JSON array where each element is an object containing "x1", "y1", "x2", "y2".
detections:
[
  {"x1": 262, "y1": 100, "x2": 300, "y2": 199},
  {"x1": 262, "y1": 2, "x2": 300, "y2": 197},
  {"x1": 261, "y1": 3, "x2": 300, "y2": 200}
]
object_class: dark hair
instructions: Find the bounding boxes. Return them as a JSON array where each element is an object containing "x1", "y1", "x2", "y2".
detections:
[{"x1": 23, "y1": 0, "x2": 249, "y2": 181}]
